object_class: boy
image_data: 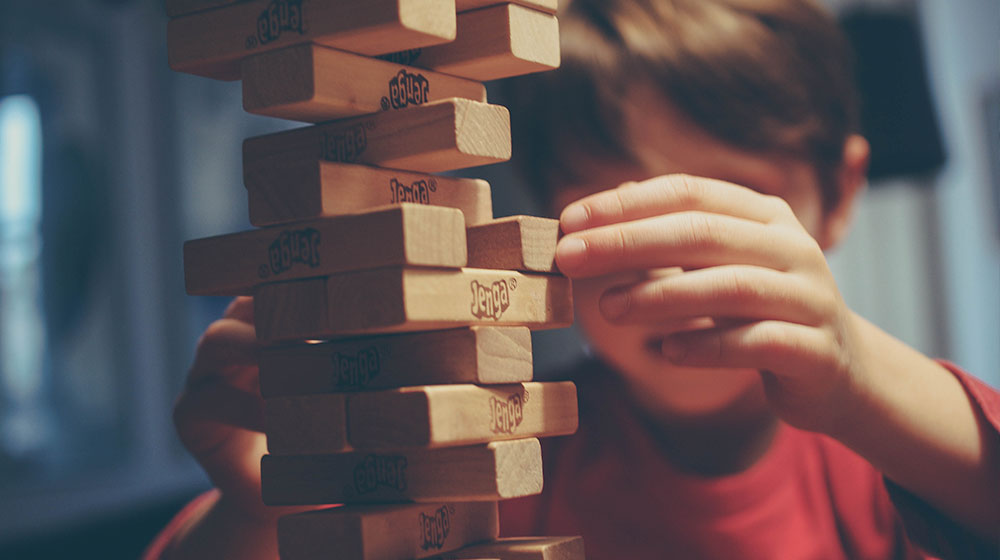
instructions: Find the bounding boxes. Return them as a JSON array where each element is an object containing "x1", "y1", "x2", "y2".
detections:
[{"x1": 149, "y1": 0, "x2": 1000, "y2": 558}]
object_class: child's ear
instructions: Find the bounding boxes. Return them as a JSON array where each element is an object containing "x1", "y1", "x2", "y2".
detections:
[{"x1": 819, "y1": 134, "x2": 870, "y2": 250}]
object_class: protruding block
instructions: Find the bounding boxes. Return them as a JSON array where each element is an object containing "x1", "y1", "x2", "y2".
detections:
[
  {"x1": 383, "y1": 4, "x2": 560, "y2": 81},
  {"x1": 168, "y1": 0, "x2": 457, "y2": 80},
  {"x1": 261, "y1": 439, "x2": 542, "y2": 504},
  {"x1": 259, "y1": 326, "x2": 532, "y2": 397},
  {"x1": 242, "y1": 44, "x2": 487, "y2": 122},
  {"x1": 253, "y1": 267, "x2": 574, "y2": 342},
  {"x1": 265, "y1": 394, "x2": 350, "y2": 454},
  {"x1": 348, "y1": 382, "x2": 578, "y2": 449},
  {"x1": 435, "y1": 537, "x2": 586, "y2": 560},
  {"x1": 278, "y1": 502, "x2": 499, "y2": 560},
  {"x1": 184, "y1": 204, "x2": 466, "y2": 296},
  {"x1": 245, "y1": 160, "x2": 493, "y2": 227},
  {"x1": 456, "y1": 0, "x2": 557, "y2": 14},
  {"x1": 243, "y1": 99, "x2": 510, "y2": 174},
  {"x1": 467, "y1": 216, "x2": 559, "y2": 273}
]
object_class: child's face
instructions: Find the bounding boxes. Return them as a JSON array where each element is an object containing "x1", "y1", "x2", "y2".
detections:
[{"x1": 552, "y1": 87, "x2": 832, "y2": 417}]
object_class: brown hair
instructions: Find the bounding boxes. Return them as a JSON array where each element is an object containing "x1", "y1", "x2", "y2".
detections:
[{"x1": 502, "y1": 0, "x2": 859, "y2": 211}]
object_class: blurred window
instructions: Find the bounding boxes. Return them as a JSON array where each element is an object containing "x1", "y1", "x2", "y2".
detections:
[{"x1": 0, "y1": 94, "x2": 50, "y2": 462}]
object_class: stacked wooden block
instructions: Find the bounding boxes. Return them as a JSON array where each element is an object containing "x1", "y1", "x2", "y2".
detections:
[{"x1": 168, "y1": 0, "x2": 585, "y2": 558}]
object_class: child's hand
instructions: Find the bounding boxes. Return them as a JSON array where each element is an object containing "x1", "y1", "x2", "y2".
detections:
[
  {"x1": 554, "y1": 175, "x2": 865, "y2": 434},
  {"x1": 174, "y1": 296, "x2": 303, "y2": 521}
]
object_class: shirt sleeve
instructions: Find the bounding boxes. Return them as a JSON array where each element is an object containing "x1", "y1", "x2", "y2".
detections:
[
  {"x1": 141, "y1": 489, "x2": 218, "y2": 560},
  {"x1": 884, "y1": 361, "x2": 1000, "y2": 560}
]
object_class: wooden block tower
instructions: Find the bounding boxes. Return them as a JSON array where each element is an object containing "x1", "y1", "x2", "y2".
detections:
[{"x1": 168, "y1": 0, "x2": 585, "y2": 558}]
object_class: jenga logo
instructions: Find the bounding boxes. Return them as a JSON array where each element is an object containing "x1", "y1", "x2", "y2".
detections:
[
  {"x1": 378, "y1": 49, "x2": 423, "y2": 66},
  {"x1": 419, "y1": 506, "x2": 452, "y2": 551},
  {"x1": 261, "y1": 228, "x2": 320, "y2": 278},
  {"x1": 353, "y1": 454, "x2": 408, "y2": 494},
  {"x1": 247, "y1": 0, "x2": 304, "y2": 49},
  {"x1": 489, "y1": 391, "x2": 524, "y2": 434},
  {"x1": 470, "y1": 278, "x2": 515, "y2": 320},
  {"x1": 320, "y1": 124, "x2": 368, "y2": 163},
  {"x1": 383, "y1": 69, "x2": 430, "y2": 110},
  {"x1": 331, "y1": 347, "x2": 381, "y2": 389},
  {"x1": 389, "y1": 177, "x2": 436, "y2": 204}
]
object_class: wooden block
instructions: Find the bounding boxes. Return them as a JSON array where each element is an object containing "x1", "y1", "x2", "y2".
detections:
[
  {"x1": 265, "y1": 393, "x2": 350, "y2": 454},
  {"x1": 168, "y1": 0, "x2": 457, "y2": 80},
  {"x1": 245, "y1": 160, "x2": 493, "y2": 228},
  {"x1": 348, "y1": 382, "x2": 578, "y2": 449},
  {"x1": 467, "y1": 216, "x2": 559, "y2": 273},
  {"x1": 382, "y1": 4, "x2": 560, "y2": 81},
  {"x1": 456, "y1": 0, "x2": 557, "y2": 14},
  {"x1": 184, "y1": 204, "x2": 466, "y2": 296},
  {"x1": 243, "y1": 98, "x2": 510, "y2": 174},
  {"x1": 278, "y1": 502, "x2": 499, "y2": 560},
  {"x1": 242, "y1": 43, "x2": 487, "y2": 123},
  {"x1": 259, "y1": 326, "x2": 532, "y2": 397},
  {"x1": 253, "y1": 267, "x2": 573, "y2": 342},
  {"x1": 166, "y1": 0, "x2": 242, "y2": 18},
  {"x1": 435, "y1": 537, "x2": 586, "y2": 560},
  {"x1": 261, "y1": 439, "x2": 542, "y2": 504}
]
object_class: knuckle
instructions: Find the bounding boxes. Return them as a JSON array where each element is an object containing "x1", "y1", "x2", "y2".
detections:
[
  {"x1": 764, "y1": 194, "x2": 795, "y2": 221},
  {"x1": 682, "y1": 213, "x2": 724, "y2": 250},
  {"x1": 721, "y1": 269, "x2": 759, "y2": 302},
  {"x1": 609, "y1": 189, "x2": 628, "y2": 219},
  {"x1": 669, "y1": 174, "x2": 704, "y2": 206},
  {"x1": 609, "y1": 227, "x2": 631, "y2": 260},
  {"x1": 646, "y1": 278, "x2": 673, "y2": 306},
  {"x1": 750, "y1": 323, "x2": 789, "y2": 353}
]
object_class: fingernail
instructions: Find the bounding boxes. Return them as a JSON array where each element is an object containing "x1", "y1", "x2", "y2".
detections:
[
  {"x1": 662, "y1": 338, "x2": 687, "y2": 362},
  {"x1": 600, "y1": 290, "x2": 630, "y2": 319},
  {"x1": 556, "y1": 237, "x2": 587, "y2": 270},
  {"x1": 561, "y1": 204, "x2": 589, "y2": 232}
]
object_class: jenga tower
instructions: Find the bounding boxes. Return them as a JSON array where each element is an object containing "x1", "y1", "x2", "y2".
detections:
[{"x1": 169, "y1": 0, "x2": 586, "y2": 558}]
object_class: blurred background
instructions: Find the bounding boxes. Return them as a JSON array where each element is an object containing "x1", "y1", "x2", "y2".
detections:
[{"x1": 0, "y1": 0, "x2": 996, "y2": 557}]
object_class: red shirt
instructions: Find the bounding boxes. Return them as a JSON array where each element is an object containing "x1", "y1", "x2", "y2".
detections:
[
  {"x1": 499, "y1": 359, "x2": 1000, "y2": 560},
  {"x1": 146, "y1": 360, "x2": 1000, "y2": 559}
]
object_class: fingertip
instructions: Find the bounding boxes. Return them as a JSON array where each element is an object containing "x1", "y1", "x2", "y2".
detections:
[
  {"x1": 599, "y1": 289, "x2": 630, "y2": 320},
  {"x1": 555, "y1": 236, "x2": 588, "y2": 273},
  {"x1": 560, "y1": 203, "x2": 590, "y2": 233}
]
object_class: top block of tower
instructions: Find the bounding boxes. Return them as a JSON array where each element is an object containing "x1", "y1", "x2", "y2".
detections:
[{"x1": 168, "y1": 0, "x2": 458, "y2": 80}]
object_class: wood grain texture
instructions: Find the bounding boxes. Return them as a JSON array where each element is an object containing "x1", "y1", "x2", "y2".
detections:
[
  {"x1": 435, "y1": 537, "x2": 586, "y2": 560},
  {"x1": 253, "y1": 267, "x2": 573, "y2": 342},
  {"x1": 261, "y1": 439, "x2": 542, "y2": 504},
  {"x1": 259, "y1": 326, "x2": 532, "y2": 397},
  {"x1": 243, "y1": 98, "x2": 510, "y2": 174},
  {"x1": 242, "y1": 43, "x2": 486, "y2": 122},
  {"x1": 265, "y1": 393, "x2": 350, "y2": 454},
  {"x1": 168, "y1": 0, "x2": 457, "y2": 80},
  {"x1": 456, "y1": 0, "x2": 557, "y2": 14},
  {"x1": 348, "y1": 382, "x2": 578, "y2": 449},
  {"x1": 278, "y1": 502, "x2": 499, "y2": 560},
  {"x1": 466, "y1": 216, "x2": 559, "y2": 273},
  {"x1": 245, "y1": 160, "x2": 493, "y2": 227},
  {"x1": 165, "y1": 0, "x2": 243, "y2": 18},
  {"x1": 184, "y1": 204, "x2": 466, "y2": 296},
  {"x1": 388, "y1": 4, "x2": 559, "y2": 81}
]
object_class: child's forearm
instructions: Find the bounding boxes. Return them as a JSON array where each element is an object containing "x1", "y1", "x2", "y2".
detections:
[
  {"x1": 829, "y1": 312, "x2": 1000, "y2": 538},
  {"x1": 162, "y1": 492, "x2": 279, "y2": 560}
]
